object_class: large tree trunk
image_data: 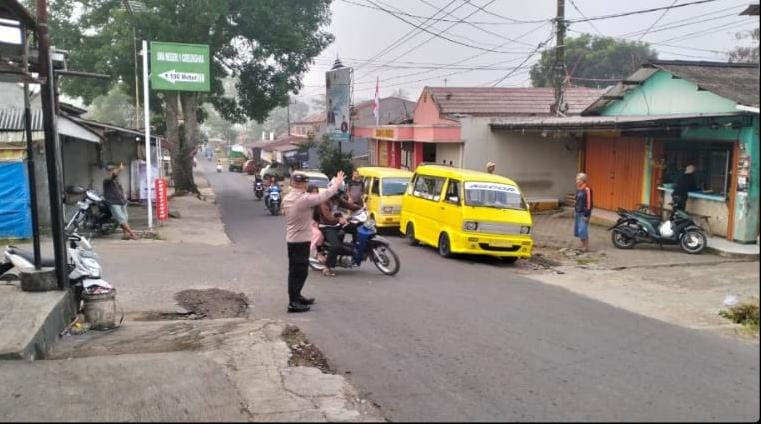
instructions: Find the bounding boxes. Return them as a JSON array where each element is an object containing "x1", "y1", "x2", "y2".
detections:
[{"x1": 172, "y1": 92, "x2": 200, "y2": 194}]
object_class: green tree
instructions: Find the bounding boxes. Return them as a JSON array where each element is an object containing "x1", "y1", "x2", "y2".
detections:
[
  {"x1": 200, "y1": 104, "x2": 239, "y2": 145},
  {"x1": 85, "y1": 84, "x2": 137, "y2": 128},
  {"x1": 728, "y1": 28, "x2": 760, "y2": 63},
  {"x1": 44, "y1": 0, "x2": 333, "y2": 193},
  {"x1": 530, "y1": 34, "x2": 657, "y2": 88},
  {"x1": 317, "y1": 134, "x2": 353, "y2": 178}
]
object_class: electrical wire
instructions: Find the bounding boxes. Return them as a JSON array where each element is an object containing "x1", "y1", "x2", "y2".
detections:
[
  {"x1": 568, "y1": 0, "x2": 720, "y2": 23},
  {"x1": 567, "y1": 0, "x2": 603, "y2": 35},
  {"x1": 488, "y1": 31, "x2": 556, "y2": 87},
  {"x1": 337, "y1": 0, "x2": 549, "y2": 25},
  {"x1": 636, "y1": 0, "x2": 679, "y2": 41}
]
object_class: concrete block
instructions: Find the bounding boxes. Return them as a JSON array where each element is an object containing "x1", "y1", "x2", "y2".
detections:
[{"x1": 19, "y1": 268, "x2": 58, "y2": 292}]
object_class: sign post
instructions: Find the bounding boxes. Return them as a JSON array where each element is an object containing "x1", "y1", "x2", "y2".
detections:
[
  {"x1": 142, "y1": 40, "x2": 153, "y2": 230},
  {"x1": 144, "y1": 41, "x2": 210, "y2": 229}
]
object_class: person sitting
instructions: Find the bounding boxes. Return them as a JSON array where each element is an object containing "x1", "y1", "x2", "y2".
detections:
[{"x1": 317, "y1": 186, "x2": 355, "y2": 277}]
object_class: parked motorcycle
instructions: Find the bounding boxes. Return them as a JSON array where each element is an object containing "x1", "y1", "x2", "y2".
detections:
[
  {"x1": 1, "y1": 230, "x2": 112, "y2": 297},
  {"x1": 65, "y1": 186, "x2": 118, "y2": 236},
  {"x1": 264, "y1": 184, "x2": 282, "y2": 215},
  {"x1": 608, "y1": 204, "x2": 707, "y2": 254},
  {"x1": 309, "y1": 209, "x2": 400, "y2": 276},
  {"x1": 253, "y1": 179, "x2": 264, "y2": 201}
]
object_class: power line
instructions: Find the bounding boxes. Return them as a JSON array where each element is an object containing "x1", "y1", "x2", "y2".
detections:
[
  {"x1": 489, "y1": 31, "x2": 556, "y2": 87},
  {"x1": 615, "y1": 2, "x2": 747, "y2": 38},
  {"x1": 567, "y1": 0, "x2": 603, "y2": 35},
  {"x1": 636, "y1": 0, "x2": 679, "y2": 41},
  {"x1": 352, "y1": 0, "x2": 460, "y2": 74},
  {"x1": 621, "y1": 11, "x2": 743, "y2": 39},
  {"x1": 568, "y1": 0, "x2": 720, "y2": 23},
  {"x1": 362, "y1": 0, "x2": 544, "y2": 54},
  {"x1": 657, "y1": 18, "x2": 752, "y2": 43},
  {"x1": 458, "y1": 0, "x2": 548, "y2": 24},
  {"x1": 337, "y1": 0, "x2": 548, "y2": 25}
]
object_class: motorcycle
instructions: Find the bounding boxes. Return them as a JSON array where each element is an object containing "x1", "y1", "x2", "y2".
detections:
[
  {"x1": 264, "y1": 184, "x2": 281, "y2": 215},
  {"x1": 216, "y1": 164, "x2": 223, "y2": 173},
  {"x1": 608, "y1": 202, "x2": 707, "y2": 254},
  {"x1": 309, "y1": 209, "x2": 400, "y2": 276},
  {"x1": 253, "y1": 179, "x2": 264, "y2": 201},
  {"x1": 1, "y1": 230, "x2": 112, "y2": 298},
  {"x1": 65, "y1": 186, "x2": 118, "y2": 236}
]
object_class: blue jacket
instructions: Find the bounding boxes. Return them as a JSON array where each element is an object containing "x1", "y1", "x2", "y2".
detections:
[{"x1": 575, "y1": 185, "x2": 593, "y2": 217}]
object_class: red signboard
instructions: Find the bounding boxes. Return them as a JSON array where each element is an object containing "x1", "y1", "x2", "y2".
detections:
[{"x1": 155, "y1": 178, "x2": 169, "y2": 221}]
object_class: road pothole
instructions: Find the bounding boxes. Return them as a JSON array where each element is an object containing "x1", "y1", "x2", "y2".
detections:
[
  {"x1": 174, "y1": 289, "x2": 251, "y2": 319},
  {"x1": 282, "y1": 325, "x2": 333, "y2": 374}
]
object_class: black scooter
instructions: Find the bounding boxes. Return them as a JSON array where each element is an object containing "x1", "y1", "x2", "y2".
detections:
[
  {"x1": 65, "y1": 186, "x2": 119, "y2": 236},
  {"x1": 608, "y1": 200, "x2": 707, "y2": 254},
  {"x1": 253, "y1": 178, "x2": 264, "y2": 201}
]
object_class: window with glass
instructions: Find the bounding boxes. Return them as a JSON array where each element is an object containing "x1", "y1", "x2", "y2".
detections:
[
  {"x1": 445, "y1": 180, "x2": 461, "y2": 204},
  {"x1": 381, "y1": 178, "x2": 409, "y2": 196},
  {"x1": 464, "y1": 182, "x2": 527, "y2": 210},
  {"x1": 371, "y1": 177, "x2": 380, "y2": 195},
  {"x1": 661, "y1": 141, "x2": 733, "y2": 198},
  {"x1": 412, "y1": 175, "x2": 445, "y2": 201}
]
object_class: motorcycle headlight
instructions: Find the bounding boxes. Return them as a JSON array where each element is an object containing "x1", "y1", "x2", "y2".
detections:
[
  {"x1": 463, "y1": 221, "x2": 478, "y2": 231},
  {"x1": 520, "y1": 226, "x2": 531, "y2": 234}
]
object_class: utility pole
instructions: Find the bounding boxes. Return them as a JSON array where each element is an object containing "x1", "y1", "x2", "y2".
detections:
[
  {"x1": 554, "y1": 0, "x2": 567, "y2": 116},
  {"x1": 36, "y1": 0, "x2": 68, "y2": 288}
]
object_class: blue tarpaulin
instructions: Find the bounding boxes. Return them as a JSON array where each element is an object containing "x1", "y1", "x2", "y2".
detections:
[{"x1": 0, "y1": 162, "x2": 32, "y2": 238}]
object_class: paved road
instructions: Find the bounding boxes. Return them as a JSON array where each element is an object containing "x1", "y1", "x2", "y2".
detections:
[{"x1": 120, "y1": 160, "x2": 761, "y2": 421}]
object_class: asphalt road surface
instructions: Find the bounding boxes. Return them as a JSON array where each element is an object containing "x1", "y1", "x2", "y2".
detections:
[{"x1": 195, "y1": 160, "x2": 761, "y2": 421}]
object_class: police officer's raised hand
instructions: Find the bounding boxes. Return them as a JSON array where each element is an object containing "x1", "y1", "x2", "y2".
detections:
[{"x1": 333, "y1": 170, "x2": 346, "y2": 186}]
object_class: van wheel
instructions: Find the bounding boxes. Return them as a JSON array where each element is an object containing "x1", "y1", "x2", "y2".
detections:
[
  {"x1": 405, "y1": 223, "x2": 418, "y2": 246},
  {"x1": 438, "y1": 233, "x2": 452, "y2": 258}
]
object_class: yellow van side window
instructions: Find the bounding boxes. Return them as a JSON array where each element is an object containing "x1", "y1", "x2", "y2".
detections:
[{"x1": 412, "y1": 175, "x2": 445, "y2": 202}]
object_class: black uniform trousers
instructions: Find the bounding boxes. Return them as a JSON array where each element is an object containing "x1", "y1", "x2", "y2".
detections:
[{"x1": 287, "y1": 242, "x2": 310, "y2": 303}]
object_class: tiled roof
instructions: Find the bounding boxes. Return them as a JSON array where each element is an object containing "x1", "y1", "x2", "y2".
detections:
[
  {"x1": 426, "y1": 87, "x2": 604, "y2": 116},
  {"x1": 292, "y1": 113, "x2": 325, "y2": 124}
]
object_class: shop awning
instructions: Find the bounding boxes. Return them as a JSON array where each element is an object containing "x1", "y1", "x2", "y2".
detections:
[{"x1": 489, "y1": 112, "x2": 752, "y2": 132}]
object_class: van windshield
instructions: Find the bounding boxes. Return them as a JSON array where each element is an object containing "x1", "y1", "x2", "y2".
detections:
[
  {"x1": 310, "y1": 178, "x2": 329, "y2": 188},
  {"x1": 464, "y1": 182, "x2": 526, "y2": 210},
  {"x1": 382, "y1": 178, "x2": 409, "y2": 196}
]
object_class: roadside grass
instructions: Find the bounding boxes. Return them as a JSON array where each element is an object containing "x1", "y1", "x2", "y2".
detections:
[
  {"x1": 719, "y1": 299, "x2": 760, "y2": 335},
  {"x1": 575, "y1": 257, "x2": 599, "y2": 266}
]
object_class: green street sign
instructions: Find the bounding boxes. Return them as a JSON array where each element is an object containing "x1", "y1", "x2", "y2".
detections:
[{"x1": 150, "y1": 42, "x2": 210, "y2": 92}]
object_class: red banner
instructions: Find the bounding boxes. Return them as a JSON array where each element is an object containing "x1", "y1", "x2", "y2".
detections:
[{"x1": 155, "y1": 178, "x2": 169, "y2": 221}]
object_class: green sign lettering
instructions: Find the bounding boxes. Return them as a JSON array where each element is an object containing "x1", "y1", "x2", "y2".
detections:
[{"x1": 150, "y1": 42, "x2": 210, "y2": 92}]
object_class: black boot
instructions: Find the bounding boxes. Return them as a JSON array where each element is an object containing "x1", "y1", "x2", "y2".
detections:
[
  {"x1": 287, "y1": 301, "x2": 310, "y2": 313},
  {"x1": 298, "y1": 296, "x2": 315, "y2": 305}
]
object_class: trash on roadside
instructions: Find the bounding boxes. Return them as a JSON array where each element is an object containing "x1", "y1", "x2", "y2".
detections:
[{"x1": 723, "y1": 294, "x2": 740, "y2": 307}]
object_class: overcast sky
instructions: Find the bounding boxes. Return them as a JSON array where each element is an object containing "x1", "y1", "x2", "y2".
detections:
[{"x1": 294, "y1": 0, "x2": 759, "y2": 104}]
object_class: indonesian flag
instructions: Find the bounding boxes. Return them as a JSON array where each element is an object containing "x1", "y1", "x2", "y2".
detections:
[{"x1": 373, "y1": 76, "x2": 380, "y2": 126}]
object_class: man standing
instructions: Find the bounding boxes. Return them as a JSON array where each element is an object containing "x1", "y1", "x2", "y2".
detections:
[
  {"x1": 673, "y1": 164, "x2": 697, "y2": 211},
  {"x1": 103, "y1": 163, "x2": 138, "y2": 240},
  {"x1": 346, "y1": 169, "x2": 364, "y2": 208},
  {"x1": 283, "y1": 171, "x2": 345, "y2": 313},
  {"x1": 486, "y1": 161, "x2": 496, "y2": 174},
  {"x1": 574, "y1": 173, "x2": 593, "y2": 252}
]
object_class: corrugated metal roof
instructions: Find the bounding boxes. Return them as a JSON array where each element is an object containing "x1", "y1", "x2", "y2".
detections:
[
  {"x1": 490, "y1": 112, "x2": 749, "y2": 131},
  {"x1": 426, "y1": 87, "x2": 604, "y2": 116},
  {"x1": 0, "y1": 108, "x2": 43, "y2": 130},
  {"x1": 292, "y1": 113, "x2": 325, "y2": 124}
]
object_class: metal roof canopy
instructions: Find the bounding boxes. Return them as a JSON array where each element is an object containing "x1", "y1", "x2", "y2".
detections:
[{"x1": 489, "y1": 112, "x2": 754, "y2": 132}]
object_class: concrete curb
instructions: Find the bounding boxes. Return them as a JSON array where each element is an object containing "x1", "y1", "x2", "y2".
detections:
[
  {"x1": 0, "y1": 289, "x2": 77, "y2": 360},
  {"x1": 705, "y1": 246, "x2": 760, "y2": 260}
]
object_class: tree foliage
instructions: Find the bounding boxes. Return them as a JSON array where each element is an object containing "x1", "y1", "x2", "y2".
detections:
[
  {"x1": 530, "y1": 34, "x2": 658, "y2": 88},
  {"x1": 728, "y1": 28, "x2": 760, "y2": 64},
  {"x1": 85, "y1": 84, "x2": 137, "y2": 128},
  {"x1": 43, "y1": 0, "x2": 334, "y2": 191},
  {"x1": 317, "y1": 134, "x2": 353, "y2": 178}
]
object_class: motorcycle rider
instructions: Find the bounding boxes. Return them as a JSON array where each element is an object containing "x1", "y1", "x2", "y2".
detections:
[
  {"x1": 264, "y1": 176, "x2": 278, "y2": 209},
  {"x1": 346, "y1": 169, "x2": 365, "y2": 208},
  {"x1": 317, "y1": 183, "x2": 361, "y2": 277},
  {"x1": 103, "y1": 163, "x2": 138, "y2": 240}
]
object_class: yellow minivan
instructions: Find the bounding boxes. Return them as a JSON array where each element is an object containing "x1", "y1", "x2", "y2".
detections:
[
  {"x1": 357, "y1": 167, "x2": 413, "y2": 228},
  {"x1": 399, "y1": 165, "x2": 533, "y2": 262}
]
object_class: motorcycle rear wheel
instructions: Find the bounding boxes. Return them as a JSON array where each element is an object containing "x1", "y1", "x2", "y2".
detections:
[
  {"x1": 371, "y1": 245, "x2": 400, "y2": 276},
  {"x1": 611, "y1": 228, "x2": 636, "y2": 249}
]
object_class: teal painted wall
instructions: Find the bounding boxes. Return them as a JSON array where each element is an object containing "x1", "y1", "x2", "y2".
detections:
[
  {"x1": 602, "y1": 70, "x2": 738, "y2": 116},
  {"x1": 600, "y1": 69, "x2": 759, "y2": 243}
]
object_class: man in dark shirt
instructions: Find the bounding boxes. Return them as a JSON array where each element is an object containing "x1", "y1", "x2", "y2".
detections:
[
  {"x1": 346, "y1": 169, "x2": 364, "y2": 208},
  {"x1": 103, "y1": 163, "x2": 138, "y2": 240},
  {"x1": 673, "y1": 164, "x2": 697, "y2": 211}
]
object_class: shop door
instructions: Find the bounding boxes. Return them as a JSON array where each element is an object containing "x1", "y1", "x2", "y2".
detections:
[{"x1": 585, "y1": 136, "x2": 645, "y2": 211}]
